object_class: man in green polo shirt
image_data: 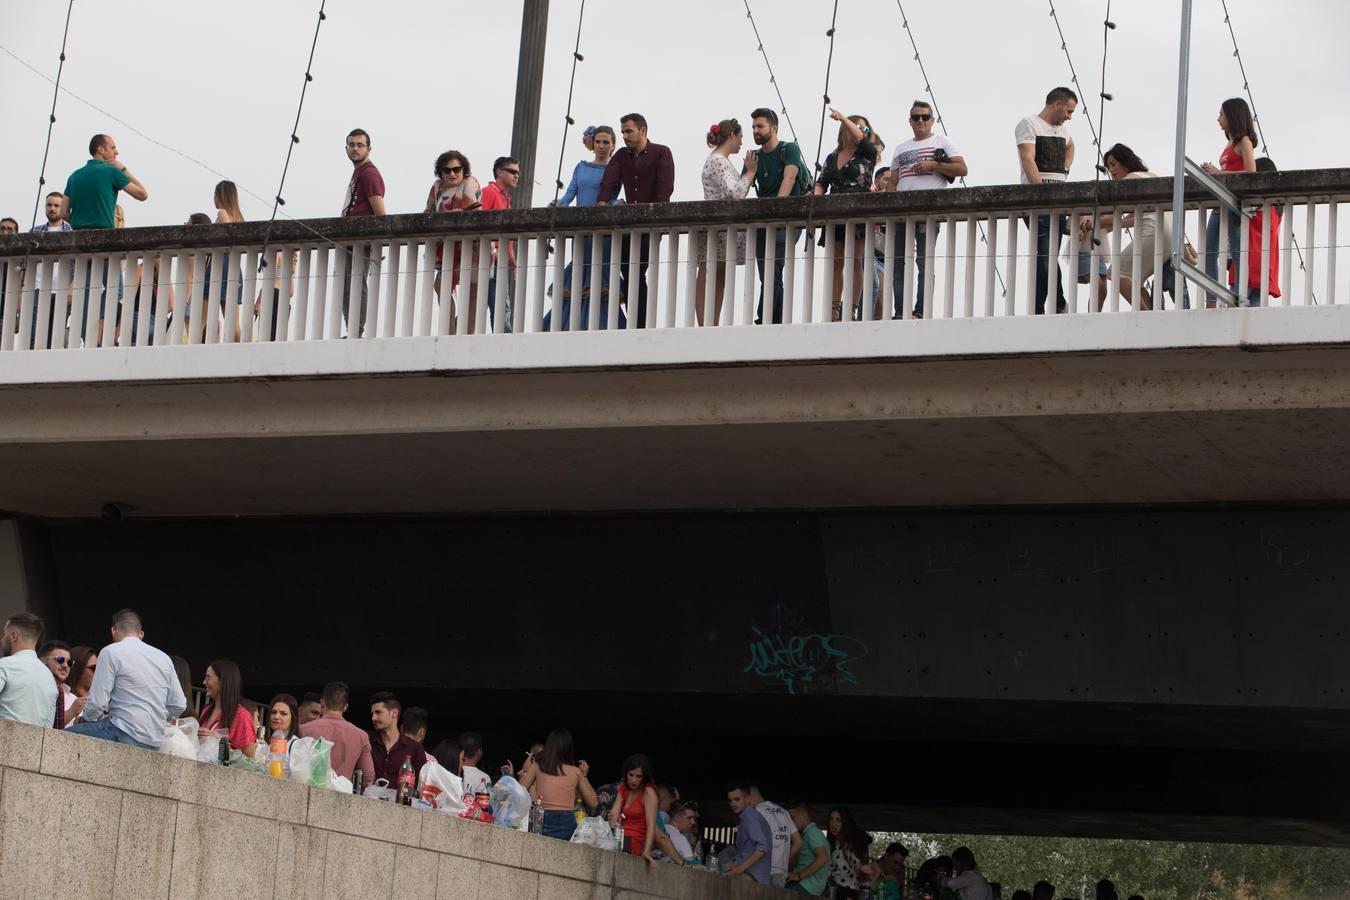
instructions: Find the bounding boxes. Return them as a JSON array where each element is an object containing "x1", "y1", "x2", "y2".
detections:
[
  {"x1": 62, "y1": 134, "x2": 149, "y2": 341},
  {"x1": 749, "y1": 108, "x2": 810, "y2": 325},
  {"x1": 64, "y1": 134, "x2": 148, "y2": 230}
]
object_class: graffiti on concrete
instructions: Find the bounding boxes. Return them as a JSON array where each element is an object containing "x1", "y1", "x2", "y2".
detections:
[{"x1": 744, "y1": 606, "x2": 868, "y2": 695}]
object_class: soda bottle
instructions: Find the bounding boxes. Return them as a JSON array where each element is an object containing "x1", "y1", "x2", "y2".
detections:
[
  {"x1": 397, "y1": 757, "x2": 416, "y2": 806},
  {"x1": 217, "y1": 737, "x2": 231, "y2": 767},
  {"x1": 267, "y1": 730, "x2": 287, "y2": 780},
  {"x1": 529, "y1": 797, "x2": 544, "y2": 834},
  {"x1": 352, "y1": 769, "x2": 365, "y2": 796}
]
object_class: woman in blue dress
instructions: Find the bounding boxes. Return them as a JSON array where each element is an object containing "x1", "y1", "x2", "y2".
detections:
[{"x1": 546, "y1": 125, "x2": 621, "y2": 330}]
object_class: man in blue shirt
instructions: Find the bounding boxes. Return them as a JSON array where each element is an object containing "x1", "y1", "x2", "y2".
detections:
[{"x1": 725, "y1": 783, "x2": 773, "y2": 884}]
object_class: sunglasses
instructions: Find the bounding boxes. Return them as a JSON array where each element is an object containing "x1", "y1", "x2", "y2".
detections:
[
  {"x1": 911, "y1": 114, "x2": 933, "y2": 122},
  {"x1": 51, "y1": 656, "x2": 71, "y2": 665},
  {"x1": 441, "y1": 166, "x2": 463, "y2": 175},
  {"x1": 501, "y1": 168, "x2": 521, "y2": 176}
]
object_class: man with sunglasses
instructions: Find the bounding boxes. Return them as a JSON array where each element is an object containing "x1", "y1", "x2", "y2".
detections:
[
  {"x1": 39, "y1": 640, "x2": 76, "y2": 727},
  {"x1": 888, "y1": 101, "x2": 967, "y2": 319},
  {"x1": 481, "y1": 157, "x2": 520, "y2": 333}
]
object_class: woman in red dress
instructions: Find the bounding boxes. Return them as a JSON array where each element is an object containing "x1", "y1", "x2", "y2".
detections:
[
  {"x1": 608, "y1": 753, "x2": 659, "y2": 862},
  {"x1": 198, "y1": 659, "x2": 258, "y2": 759}
]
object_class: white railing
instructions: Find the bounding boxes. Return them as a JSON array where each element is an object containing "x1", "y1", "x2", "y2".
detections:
[{"x1": 1, "y1": 172, "x2": 1345, "y2": 352}]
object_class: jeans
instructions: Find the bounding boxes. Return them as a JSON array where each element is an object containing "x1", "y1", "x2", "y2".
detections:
[
  {"x1": 340, "y1": 244, "x2": 373, "y2": 336},
  {"x1": 1204, "y1": 209, "x2": 1243, "y2": 304},
  {"x1": 1025, "y1": 214, "x2": 1067, "y2": 314},
  {"x1": 755, "y1": 228, "x2": 789, "y2": 324},
  {"x1": 540, "y1": 810, "x2": 577, "y2": 841},
  {"x1": 486, "y1": 272, "x2": 514, "y2": 333},
  {"x1": 891, "y1": 220, "x2": 938, "y2": 318},
  {"x1": 618, "y1": 233, "x2": 652, "y2": 328},
  {"x1": 65, "y1": 718, "x2": 155, "y2": 750}
]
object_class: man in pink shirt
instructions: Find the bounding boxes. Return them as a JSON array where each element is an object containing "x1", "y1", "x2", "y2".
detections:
[
  {"x1": 299, "y1": 681, "x2": 375, "y2": 786},
  {"x1": 479, "y1": 155, "x2": 520, "y2": 333}
]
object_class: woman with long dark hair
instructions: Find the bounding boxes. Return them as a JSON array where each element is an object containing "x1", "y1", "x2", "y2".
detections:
[
  {"x1": 198, "y1": 660, "x2": 258, "y2": 758},
  {"x1": 1075, "y1": 143, "x2": 1174, "y2": 311},
  {"x1": 170, "y1": 655, "x2": 198, "y2": 720},
  {"x1": 609, "y1": 753, "x2": 659, "y2": 862},
  {"x1": 267, "y1": 693, "x2": 300, "y2": 745},
  {"x1": 826, "y1": 805, "x2": 871, "y2": 898},
  {"x1": 1199, "y1": 97, "x2": 1258, "y2": 304},
  {"x1": 518, "y1": 729, "x2": 598, "y2": 841},
  {"x1": 63, "y1": 645, "x2": 97, "y2": 722},
  {"x1": 813, "y1": 108, "x2": 880, "y2": 321}
]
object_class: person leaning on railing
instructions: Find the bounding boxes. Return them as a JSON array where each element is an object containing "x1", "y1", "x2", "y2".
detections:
[{"x1": 813, "y1": 107, "x2": 879, "y2": 322}]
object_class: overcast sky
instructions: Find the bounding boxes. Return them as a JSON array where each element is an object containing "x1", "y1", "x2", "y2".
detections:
[{"x1": 1, "y1": 0, "x2": 1347, "y2": 229}]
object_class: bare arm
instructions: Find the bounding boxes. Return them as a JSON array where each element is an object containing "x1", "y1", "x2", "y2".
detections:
[
  {"x1": 120, "y1": 165, "x2": 148, "y2": 202},
  {"x1": 1018, "y1": 143, "x2": 1042, "y2": 184},
  {"x1": 1237, "y1": 136, "x2": 1257, "y2": 172},
  {"x1": 945, "y1": 154, "x2": 969, "y2": 178},
  {"x1": 1065, "y1": 135, "x2": 1076, "y2": 172},
  {"x1": 779, "y1": 164, "x2": 799, "y2": 199},
  {"x1": 368, "y1": 195, "x2": 386, "y2": 216},
  {"x1": 641, "y1": 787, "x2": 658, "y2": 861}
]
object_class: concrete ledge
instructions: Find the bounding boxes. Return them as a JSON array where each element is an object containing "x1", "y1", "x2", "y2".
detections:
[{"x1": 0, "y1": 720, "x2": 790, "y2": 899}]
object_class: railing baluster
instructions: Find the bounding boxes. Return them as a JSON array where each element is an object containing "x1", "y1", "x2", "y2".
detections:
[
  {"x1": 185, "y1": 251, "x2": 207, "y2": 345},
  {"x1": 54, "y1": 254, "x2": 75, "y2": 349},
  {"x1": 781, "y1": 226, "x2": 797, "y2": 325},
  {"x1": 1131, "y1": 206, "x2": 1144, "y2": 311},
  {"x1": 1044, "y1": 210, "x2": 1059, "y2": 316},
  {"x1": 625, "y1": 230, "x2": 642, "y2": 330},
  {"x1": 645, "y1": 230, "x2": 661, "y2": 329},
  {"x1": 1152, "y1": 206, "x2": 1166, "y2": 311},
  {"x1": 1326, "y1": 201, "x2": 1338, "y2": 305},
  {"x1": 701, "y1": 228, "x2": 716, "y2": 327},
  {"x1": 223, "y1": 248, "x2": 244, "y2": 342},
  {"x1": 741, "y1": 227, "x2": 757, "y2": 326},
  {"x1": 663, "y1": 230, "x2": 679, "y2": 328},
  {"x1": 983, "y1": 216, "x2": 997, "y2": 317},
  {"x1": 379, "y1": 241, "x2": 400, "y2": 338},
  {"x1": 277, "y1": 246, "x2": 296, "y2": 341},
  {"x1": 1303, "y1": 201, "x2": 1317, "y2": 307},
  {"x1": 860, "y1": 221, "x2": 875, "y2": 322},
  {"x1": 31, "y1": 258, "x2": 54, "y2": 350},
  {"x1": 1088, "y1": 207, "x2": 1102, "y2": 312},
  {"x1": 203, "y1": 249, "x2": 223, "y2": 344},
  {"x1": 1259, "y1": 202, "x2": 1272, "y2": 310},
  {"x1": 257, "y1": 250, "x2": 276, "y2": 343},
  {"x1": 822, "y1": 227, "x2": 836, "y2": 321},
  {"x1": 1004, "y1": 216, "x2": 1017, "y2": 317},
  {"x1": 473, "y1": 237, "x2": 491, "y2": 335},
  {"x1": 15, "y1": 257, "x2": 36, "y2": 351},
  {"x1": 841, "y1": 224, "x2": 855, "y2": 322},
  {"x1": 721, "y1": 227, "x2": 737, "y2": 326},
  {"x1": 802, "y1": 227, "x2": 816, "y2": 323},
  {"x1": 941, "y1": 215, "x2": 956, "y2": 320},
  {"x1": 607, "y1": 230, "x2": 622, "y2": 331},
  {"x1": 1066, "y1": 210, "x2": 1081, "y2": 315},
  {"x1": 1108, "y1": 211, "x2": 1122, "y2": 313},
  {"x1": 524, "y1": 235, "x2": 543, "y2": 333},
  {"x1": 1237, "y1": 206, "x2": 1251, "y2": 307},
  {"x1": 963, "y1": 217, "x2": 976, "y2": 318},
  {"x1": 882, "y1": 219, "x2": 897, "y2": 322},
  {"x1": 165, "y1": 252, "x2": 185, "y2": 345}
]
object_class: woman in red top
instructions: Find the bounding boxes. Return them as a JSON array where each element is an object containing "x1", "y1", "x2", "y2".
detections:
[
  {"x1": 608, "y1": 753, "x2": 659, "y2": 862},
  {"x1": 199, "y1": 660, "x2": 258, "y2": 758},
  {"x1": 1200, "y1": 98, "x2": 1258, "y2": 304}
]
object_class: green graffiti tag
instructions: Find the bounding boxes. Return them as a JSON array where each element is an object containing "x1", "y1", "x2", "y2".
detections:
[{"x1": 744, "y1": 625, "x2": 868, "y2": 695}]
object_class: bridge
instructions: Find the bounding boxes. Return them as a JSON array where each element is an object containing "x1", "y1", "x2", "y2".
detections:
[{"x1": 2, "y1": 170, "x2": 1350, "y2": 846}]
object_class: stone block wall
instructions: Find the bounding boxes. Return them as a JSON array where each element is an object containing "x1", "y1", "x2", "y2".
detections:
[{"x1": 0, "y1": 719, "x2": 783, "y2": 899}]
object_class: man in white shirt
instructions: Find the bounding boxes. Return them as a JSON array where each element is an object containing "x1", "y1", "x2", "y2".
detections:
[
  {"x1": 943, "y1": 846, "x2": 994, "y2": 900},
  {"x1": 664, "y1": 800, "x2": 701, "y2": 863},
  {"x1": 458, "y1": 731, "x2": 493, "y2": 795},
  {"x1": 67, "y1": 609, "x2": 185, "y2": 750},
  {"x1": 888, "y1": 100, "x2": 968, "y2": 319},
  {"x1": 749, "y1": 785, "x2": 801, "y2": 888},
  {"x1": 0, "y1": 613, "x2": 59, "y2": 727},
  {"x1": 1015, "y1": 86, "x2": 1078, "y2": 314}
]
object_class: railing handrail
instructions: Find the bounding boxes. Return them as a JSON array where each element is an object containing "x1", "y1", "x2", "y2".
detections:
[{"x1": 2, "y1": 168, "x2": 1347, "y2": 258}]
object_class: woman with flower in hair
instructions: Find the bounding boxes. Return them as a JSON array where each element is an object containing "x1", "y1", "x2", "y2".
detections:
[{"x1": 695, "y1": 118, "x2": 757, "y2": 326}]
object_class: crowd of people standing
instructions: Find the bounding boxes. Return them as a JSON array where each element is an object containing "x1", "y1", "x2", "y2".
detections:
[{"x1": 1, "y1": 89, "x2": 1281, "y2": 348}]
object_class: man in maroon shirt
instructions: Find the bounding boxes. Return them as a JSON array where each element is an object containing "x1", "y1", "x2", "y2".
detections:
[
  {"x1": 598, "y1": 113, "x2": 674, "y2": 328},
  {"x1": 368, "y1": 691, "x2": 428, "y2": 787},
  {"x1": 299, "y1": 681, "x2": 375, "y2": 786},
  {"x1": 340, "y1": 128, "x2": 386, "y2": 337}
]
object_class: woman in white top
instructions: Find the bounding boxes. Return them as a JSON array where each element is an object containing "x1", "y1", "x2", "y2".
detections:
[
  {"x1": 695, "y1": 118, "x2": 757, "y2": 326},
  {"x1": 1076, "y1": 143, "x2": 1173, "y2": 312}
]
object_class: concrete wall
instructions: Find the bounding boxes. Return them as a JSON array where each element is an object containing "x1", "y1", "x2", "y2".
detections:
[{"x1": 0, "y1": 718, "x2": 781, "y2": 900}]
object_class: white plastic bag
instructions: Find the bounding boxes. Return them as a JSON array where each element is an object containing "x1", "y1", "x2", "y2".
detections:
[
  {"x1": 363, "y1": 778, "x2": 397, "y2": 802},
  {"x1": 417, "y1": 761, "x2": 467, "y2": 814},
  {"x1": 196, "y1": 730, "x2": 224, "y2": 765},
  {"x1": 570, "y1": 816, "x2": 618, "y2": 851},
  {"x1": 329, "y1": 773, "x2": 352, "y2": 794},
  {"x1": 159, "y1": 717, "x2": 198, "y2": 760},
  {"x1": 490, "y1": 775, "x2": 531, "y2": 829},
  {"x1": 288, "y1": 737, "x2": 333, "y2": 787}
]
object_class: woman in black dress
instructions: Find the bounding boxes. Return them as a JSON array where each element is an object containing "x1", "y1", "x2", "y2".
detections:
[{"x1": 814, "y1": 107, "x2": 879, "y2": 321}]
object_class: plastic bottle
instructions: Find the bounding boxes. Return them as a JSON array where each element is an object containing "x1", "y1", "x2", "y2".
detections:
[
  {"x1": 397, "y1": 757, "x2": 416, "y2": 805},
  {"x1": 529, "y1": 797, "x2": 544, "y2": 834},
  {"x1": 267, "y1": 729, "x2": 287, "y2": 780},
  {"x1": 217, "y1": 736, "x2": 231, "y2": 767},
  {"x1": 352, "y1": 769, "x2": 365, "y2": 796}
]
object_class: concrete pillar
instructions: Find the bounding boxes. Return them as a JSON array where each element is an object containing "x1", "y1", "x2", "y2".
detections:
[
  {"x1": 510, "y1": 0, "x2": 549, "y2": 209},
  {"x1": 0, "y1": 520, "x2": 59, "y2": 638}
]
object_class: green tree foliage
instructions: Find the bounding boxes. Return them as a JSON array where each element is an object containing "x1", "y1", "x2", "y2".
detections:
[{"x1": 869, "y1": 833, "x2": 1350, "y2": 900}]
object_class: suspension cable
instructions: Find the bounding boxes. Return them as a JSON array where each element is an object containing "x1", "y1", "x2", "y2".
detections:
[
  {"x1": 1046, "y1": 0, "x2": 1102, "y2": 159},
  {"x1": 260, "y1": 1, "x2": 328, "y2": 262},
  {"x1": 1218, "y1": 0, "x2": 1312, "y2": 299},
  {"x1": 812, "y1": 1, "x2": 841, "y2": 176},
  {"x1": 551, "y1": 0, "x2": 588, "y2": 204},
  {"x1": 1094, "y1": 0, "x2": 1116, "y2": 178},
  {"x1": 28, "y1": 0, "x2": 75, "y2": 230},
  {"x1": 742, "y1": 0, "x2": 799, "y2": 145},
  {"x1": 893, "y1": 0, "x2": 1005, "y2": 295}
]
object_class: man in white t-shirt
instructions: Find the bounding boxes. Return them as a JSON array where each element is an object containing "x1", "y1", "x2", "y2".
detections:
[
  {"x1": 1015, "y1": 86, "x2": 1078, "y2": 314},
  {"x1": 889, "y1": 100, "x2": 968, "y2": 318},
  {"x1": 749, "y1": 785, "x2": 801, "y2": 888},
  {"x1": 458, "y1": 731, "x2": 493, "y2": 795}
]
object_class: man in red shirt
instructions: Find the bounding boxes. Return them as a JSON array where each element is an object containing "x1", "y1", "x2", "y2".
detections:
[
  {"x1": 340, "y1": 128, "x2": 386, "y2": 337},
  {"x1": 598, "y1": 113, "x2": 675, "y2": 328},
  {"x1": 480, "y1": 156, "x2": 520, "y2": 333}
]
